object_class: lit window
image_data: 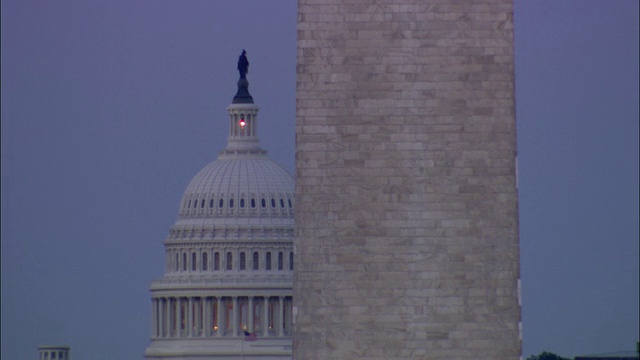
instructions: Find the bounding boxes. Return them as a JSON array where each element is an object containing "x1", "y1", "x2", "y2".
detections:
[
  {"x1": 253, "y1": 300, "x2": 261, "y2": 331},
  {"x1": 239, "y1": 298, "x2": 248, "y2": 330},
  {"x1": 268, "y1": 298, "x2": 274, "y2": 330},
  {"x1": 212, "y1": 298, "x2": 218, "y2": 332},
  {"x1": 225, "y1": 299, "x2": 233, "y2": 330}
]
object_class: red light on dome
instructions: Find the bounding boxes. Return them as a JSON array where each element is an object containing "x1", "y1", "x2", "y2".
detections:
[{"x1": 239, "y1": 119, "x2": 246, "y2": 128}]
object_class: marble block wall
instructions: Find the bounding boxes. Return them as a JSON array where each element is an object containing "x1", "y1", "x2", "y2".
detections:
[{"x1": 293, "y1": 1, "x2": 521, "y2": 359}]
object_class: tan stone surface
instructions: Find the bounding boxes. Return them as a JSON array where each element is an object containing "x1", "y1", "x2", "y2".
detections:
[{"x1": 293, "y1": 1, "x2": 520, "y2": 359}]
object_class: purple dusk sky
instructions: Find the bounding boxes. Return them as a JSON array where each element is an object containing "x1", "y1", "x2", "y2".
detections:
[{"x1": 1, "y1": 1, "x2": 638, "y2": 359}]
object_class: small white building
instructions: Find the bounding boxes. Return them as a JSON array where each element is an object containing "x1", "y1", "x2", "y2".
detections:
[
  {"x1": 144, "y1": 54, "x2": 293, "y2": 359},
  {"x1": 38, "y1": 345, "x2": 70, "y2": 360}
]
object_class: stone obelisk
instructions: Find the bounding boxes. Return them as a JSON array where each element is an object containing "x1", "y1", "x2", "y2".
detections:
[{"x1": 293, "y1": 1, "x2": 521, "y2": 359}]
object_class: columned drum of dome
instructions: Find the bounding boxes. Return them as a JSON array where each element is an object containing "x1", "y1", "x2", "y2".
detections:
[{"x1": 145, "y1": 52, "x2": 294, "y2": 360}]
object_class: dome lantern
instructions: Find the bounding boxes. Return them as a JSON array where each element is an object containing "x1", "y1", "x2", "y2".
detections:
[{"x1": 222, "y1": 50, "x2": 266, "y2": 157}]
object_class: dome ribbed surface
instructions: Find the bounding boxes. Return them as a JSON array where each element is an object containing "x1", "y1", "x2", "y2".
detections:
[{"x1": 176, "y1": 157, "x2": 294, "y2": 222}]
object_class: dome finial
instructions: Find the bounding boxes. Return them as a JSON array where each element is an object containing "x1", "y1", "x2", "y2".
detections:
[
  {"x1": 238, "y1": 49, "x2": 248, "y2": 78},
  {"x1": 233, "y1": 50, "x2": 253, "y2": 104}
]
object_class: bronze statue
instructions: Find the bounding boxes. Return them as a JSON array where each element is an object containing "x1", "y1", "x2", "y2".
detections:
[
  {"x1": 233, "y1": 49, "x2": 253, "y2": 104},
  {"x1": 238, "y1": 50, "x2": 249, "y2": 78}
]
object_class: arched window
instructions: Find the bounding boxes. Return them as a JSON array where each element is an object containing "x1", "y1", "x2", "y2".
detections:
[
  {"x1": 193, "y1": 199, "x2": 198, "y2": 208},
  {"x1": 175, "y1": 253, "x2": 179, "y2": 271},
  {"x1": 219, "y1": 199, "x2": 224, "y2": 208},
  {"x1": 239, "y1": 297, "x2": 248, "y2": 331},
  {"x1": 210, "y1": 199, "x2": 214, "y2": 208},
  {"x1": 183, "y1": 253, "x2": 187, "y2": 271},
  {"x1": 261, "y1": 198, "x2": 266, "y2": 208},
  {"x1": 212, "y1": 298, "x2": 218, "y2": 332},
  {"x1": 253, "y1": 299, "x2": 261, "y2": 331},
  {"x1": 226, "y1": 252, "x2": 233, "y2": 270},
  {"x1": 201, "y1": 199, "x2": 205, "y2": 208},
  {"x1": 289, "y1": 252, "x2": 294, "y2": 270},
  {"x1": 251, "y1": 198, "x2": 256, "y2": 208},
  {"x1": 225, "y1": 298, "x2": 233, "y2": 330},
  {"x1": 266, "y1": 252, "x2": 272, "y2": 270},
  {"x1": 229, "y1": 198, "x2": 234, "y2": 208},
  {"x1": 268, "y1": 298, "x2": 275, "y2": 330},
  {"x1": 278, "y1": 252, "x2": 284, "y2": 270},
  {"x1": 214, "y1": 252, "x2": 220, "y2": 270},
  {"x1": 240, "y1": 198, "x2": 245, "y2": 208},
  {"x1": 202, "y1": 252, "x2": 208, "y2": 271},
  {"x1": 288, "y1": 199, "x2": 292, "y2": 208},
  {"x1": 280, "y1": 199, "x2": 285, "y2": 208},
  {"x1": 187, "y1": 200, "x2": 191, "y2": 208},
  {"x1": 192, "y1": 252, "x2": 197, "y2": 271},
  {"x1": 253, "y1": 252, "x2": 259, "y2": 270},
  {"x1": 240, "y1": 252, "x2": 246, "y2": 270},
  {"x1": 271, "y1": 198, "x2": 276, "y2": 208}
]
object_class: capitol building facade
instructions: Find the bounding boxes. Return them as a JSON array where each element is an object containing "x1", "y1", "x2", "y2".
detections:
[{"x1": 144, "y1": 54, "x2": 294, "y2": 359}]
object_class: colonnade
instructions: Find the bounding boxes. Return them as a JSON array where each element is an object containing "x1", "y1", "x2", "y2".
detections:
[
  {"x1": 167, "y1": 249, "x2": 294, "y2": 273},
  {"x1": 151, "y1": 295, "x2": 292, "y2": 339}
]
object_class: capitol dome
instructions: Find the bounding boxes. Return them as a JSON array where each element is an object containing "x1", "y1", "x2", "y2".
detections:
[
  {"x1": 176, "y1": 157, "x2": 294, "y2": 224},
  {"x1": 145, "y1": 52, "x2": 294, "y2": 360}
]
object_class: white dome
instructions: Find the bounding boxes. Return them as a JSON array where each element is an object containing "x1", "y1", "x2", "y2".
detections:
[{"x1": 177, "y1": 157, "x2": 294, "y2": 220}]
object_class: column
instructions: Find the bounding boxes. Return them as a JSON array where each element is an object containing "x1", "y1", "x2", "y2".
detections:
[
  {"x1": 217, "y1": 297, "x2": 224, "y2": 337},
  {"x1": 278, "y1": 296, "x2": 284, "y2": 337},
  {"x1": 158, "y1": 298, "x2": 164, "y2": 338},
  {"x1": 151, "y1": 298, "x2": 157, "y2": 338},
  {"x1": 248, "y1": 296, "x2": 254, "y2": 332},
  {"x1": 187, "y1": 297, "x2": 193, "y2": 337},
  {"x1": 166, "y1": 298, "x2": 172, "y2": 337},
  {"x1": 176, "y1": 297, "x2": 182, "y2": 337},
  {"x1": 263, "y1": 296, "x2": 269, "y2": 337},
  {"x1": 203, "y1": 297, "x2": 209, "y2": 337},
  {"x1": 197, "y1": 297, "x2": 203, "y2": 336},
  {"x1": 232, "y1": 296, "x2": 239, "y2": 336}
]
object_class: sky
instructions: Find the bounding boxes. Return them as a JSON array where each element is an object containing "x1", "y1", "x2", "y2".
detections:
[{"x1": 1, "y1": 1, "x2": 637, "y2": 359}]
